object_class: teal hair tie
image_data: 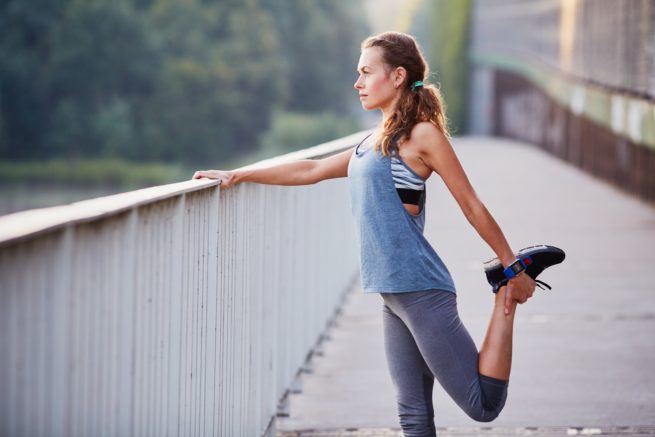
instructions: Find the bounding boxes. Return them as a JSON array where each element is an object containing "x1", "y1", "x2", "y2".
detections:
[{"x1": 410, "y1": 81, "x2": 424, "y2": 92}]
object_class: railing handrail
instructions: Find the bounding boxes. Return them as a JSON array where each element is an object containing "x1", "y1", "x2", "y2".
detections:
[
  {"x1": 0, "y1": 129, "x2": 370, "y2": 248},
  {"x1": 0, "y1": 131, "x2": 363, "y2": 436}
]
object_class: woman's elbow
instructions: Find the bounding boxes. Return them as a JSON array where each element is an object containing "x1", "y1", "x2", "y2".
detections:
[
  {"x1": 307, "y1": 161, "x2": 325, "y2": 184},
  {"x1": 310, "y1": 160, "x2": 346, "y2": 184}
]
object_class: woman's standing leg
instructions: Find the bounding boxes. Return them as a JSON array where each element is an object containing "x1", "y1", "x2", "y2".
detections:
[{"x1": 381, "y1": 298, "x2": 437, "y2": 436}]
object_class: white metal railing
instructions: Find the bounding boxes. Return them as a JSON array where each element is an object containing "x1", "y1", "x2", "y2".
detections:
[{"x1": 0, "y1": 131, "x2": 367, "y2": 436}]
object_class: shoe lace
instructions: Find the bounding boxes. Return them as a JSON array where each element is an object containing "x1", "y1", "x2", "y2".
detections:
[{"x1": 535, "y1": 279, "x2": 552, "y2": 290}]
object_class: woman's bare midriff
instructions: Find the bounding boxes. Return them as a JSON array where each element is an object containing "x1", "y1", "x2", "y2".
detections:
[{"x1": 403, "y1": 203, "x2": 420, "y2": 216}]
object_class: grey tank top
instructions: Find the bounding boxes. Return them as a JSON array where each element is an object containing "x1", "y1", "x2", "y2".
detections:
[{"x1": 347, "y1": 132, "x2": 456, "y2": 294}]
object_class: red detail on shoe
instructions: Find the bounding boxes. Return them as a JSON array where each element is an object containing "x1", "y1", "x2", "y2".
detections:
[{"x1": 523, "y1": 257, "x2": 532, "y2": 266}]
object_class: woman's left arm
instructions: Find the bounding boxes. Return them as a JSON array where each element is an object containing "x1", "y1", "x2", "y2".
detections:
[{"x1": 414, "y1": 123, "x2": 535, "y2": 314}]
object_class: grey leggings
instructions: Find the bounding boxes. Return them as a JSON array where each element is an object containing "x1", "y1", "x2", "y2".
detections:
[{"x1": 381, "y1": 289, "x2": 508, "y2": 436}]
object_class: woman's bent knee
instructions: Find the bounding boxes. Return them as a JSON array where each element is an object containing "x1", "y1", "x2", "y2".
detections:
[
  {"x1": 461, "y1": 375, "x2": 508, "y2": 423},
  {"x1": 478, "y1": 374, "x2": 508, "y2": 419},
  {"x1": 464, "y1": 407, "x2": 501, "y2": 423},
  {"x1": 461, "y1": 393, "x2": 506, "y2": 422}
]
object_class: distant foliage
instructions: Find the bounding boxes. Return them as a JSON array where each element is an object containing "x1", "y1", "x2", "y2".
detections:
[
  {"x1": 422, "y1": 0, "x2": 471, "y2": 136},
  {"x1": 0, "y1": 0, "x2": 368, "y2": 166},
  {"x1": 259, "y1": 109, "x2": 358, "y2": 155}
]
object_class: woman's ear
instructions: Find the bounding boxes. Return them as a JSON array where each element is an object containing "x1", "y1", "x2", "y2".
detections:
[{"x1": 393, "y1": 66, "x2": 408, "y2": 89}]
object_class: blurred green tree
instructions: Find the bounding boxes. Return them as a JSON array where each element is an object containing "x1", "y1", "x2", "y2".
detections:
[
  {"x1": 47, "y1": 0, "x2": 160, "y2": 159},
  {"x1": 425, "y1": 0, "x2": 471, "y2": 136},
  {"x1": 0, "y1": 0, "x2": 67, "y2": 159},
  {"x1": 0, "y1": 0, "x2": 368, "y2": 168},
  {"x1": 261, "y1": 0, "x2": 367, "y2": 114},
  {"x1": 139, "y1": 0, "x2": 285, "y2": 164}
]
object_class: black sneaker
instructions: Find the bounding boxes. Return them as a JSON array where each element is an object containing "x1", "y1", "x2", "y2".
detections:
[{"x1": 483, "y1": 245, "x2": 566, "y2": 293}]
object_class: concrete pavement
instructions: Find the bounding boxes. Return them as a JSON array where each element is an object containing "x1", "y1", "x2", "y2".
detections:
[{"x1": 275, "y1": 136, "x2": 655, "y2": 436}]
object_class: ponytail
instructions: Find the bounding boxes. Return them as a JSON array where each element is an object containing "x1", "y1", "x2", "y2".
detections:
[
  {"x1": 362, "y1": 31, "x2": 451, "y2": 156},
  {"x1": 377, "y1": 83, "x2": 451, "y2": 156}
]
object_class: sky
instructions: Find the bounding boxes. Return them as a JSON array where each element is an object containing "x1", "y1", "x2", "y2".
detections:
[{"x1": 363, "y1": 0, "x2": 424, "y2": 34}]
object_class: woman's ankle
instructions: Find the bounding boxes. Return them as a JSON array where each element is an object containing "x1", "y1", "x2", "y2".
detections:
[{"x1": 493, "y1": 286, "x2": 517, "y2": 317}]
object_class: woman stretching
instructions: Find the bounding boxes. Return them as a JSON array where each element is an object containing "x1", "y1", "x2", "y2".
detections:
[{"x1": 193, "y1": 31, "x2": 564, "y2": 436}]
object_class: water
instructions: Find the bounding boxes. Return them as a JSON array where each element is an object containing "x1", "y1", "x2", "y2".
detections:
[{"x1": 0, "y1": 183, "x2": 133, "y2": 217}]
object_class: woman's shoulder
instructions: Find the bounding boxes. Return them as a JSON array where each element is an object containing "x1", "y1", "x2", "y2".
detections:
[
  {"x1": 405, "y1": 121, "x2": 448, "y2": 152},
  {"x1": 409, "y1": 121, "x2": 442, "y2": 140}
]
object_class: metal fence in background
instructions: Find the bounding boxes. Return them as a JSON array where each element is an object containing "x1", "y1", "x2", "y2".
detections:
[
  {"x1": 471, "y1": 0, "x2": 655, "y2": 98},
  {"x1": 0, "y1": 132, "x2": 366, "y2": 437},
  {"x1": 469, "y1": 0, "x2": 655, "y2": 202}
]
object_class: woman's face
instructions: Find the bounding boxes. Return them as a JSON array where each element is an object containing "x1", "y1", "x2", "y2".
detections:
[{"x1": 354, "y1": 47, "x2": 400, "y2": 111}]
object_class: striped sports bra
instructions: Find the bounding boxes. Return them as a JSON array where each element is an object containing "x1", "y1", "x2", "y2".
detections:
[
  {"x1": 390, "y1": 152, "x2": 425, "y2": 205},
  {"x1": 357, "y1": 132, "x2": 426, "y2": 206}
]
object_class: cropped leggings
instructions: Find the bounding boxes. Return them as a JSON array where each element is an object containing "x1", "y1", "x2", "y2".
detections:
[{"x1": 381, "y1": 289, "x2": 508, "y2": 436}]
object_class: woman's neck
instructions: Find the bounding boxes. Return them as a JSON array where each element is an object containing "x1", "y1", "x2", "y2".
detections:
[{"x1": 380, "y1": 94, "x2": 400, "y2": 124}]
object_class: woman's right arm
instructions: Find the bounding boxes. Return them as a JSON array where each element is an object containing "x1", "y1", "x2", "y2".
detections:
[{"x1": 192, "y1": 146, "x2": 355, "y2": 189}]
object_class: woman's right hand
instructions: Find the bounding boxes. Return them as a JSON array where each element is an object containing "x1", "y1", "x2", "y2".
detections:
[
  {"x1": 192, "y1": 169, "x2": 238, "y2": 189},
  {"x1": 504, "y1": 272, "x2": 536, "y2": 315}
]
